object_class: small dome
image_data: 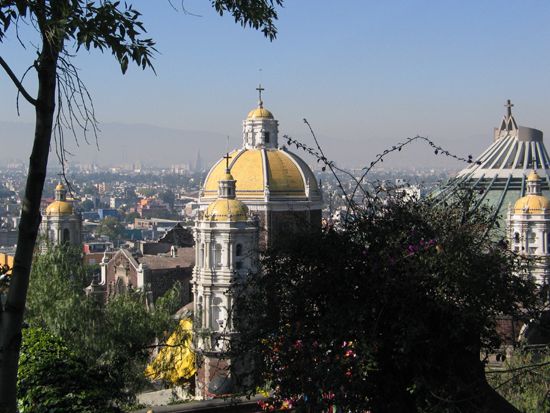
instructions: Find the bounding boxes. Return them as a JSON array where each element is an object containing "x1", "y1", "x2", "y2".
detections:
[
  {"x1": 513, "y1": 195, "x2": 550, "y2": 214},
  {"x1": 45, "y1": 200, "x2": 73, "y2": 216},
  {"x1": 247, "y1": 107, "x2": 274, "y2": 120},
  {"x1": 527, "y1": 170, "x2": 541, "y2": 182},
  {"x1": 205, "y1": 198, "x2": 249, "y2": 222},
  {"x1": 55, "y1": 183, "x2": 65, "y2": 191},
  {"x1": 222, "y1": 172, "x2": 234, "y2": 181}
]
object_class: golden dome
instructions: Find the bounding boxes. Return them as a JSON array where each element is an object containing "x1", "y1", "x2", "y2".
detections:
[
  {"x1": 527, "y1": 170, "x2": 540, "y2": 182},
  {"x1": 202, "y1": 149, "x2": 319, "y2": 200},
  {"x1": 513, "y1": 195, "x2": 550, "y2": 214},
  {"x1": 45, "y1": 200, "x2": 73, "y2": 216},
  {"x1": 205, "y1": 198, "x2": 249, "y2": 222},
  {"x1": 247, "y1": 107, "x2": 274, "y2": 119},
  {"x1": 55, "y1": 183, "x2": 65, "y2": 191}
]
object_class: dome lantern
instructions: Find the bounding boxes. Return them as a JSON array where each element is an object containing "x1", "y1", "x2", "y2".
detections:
[
  {"x1": 217, "y1": 153, "x2": 237, "y2": 199},
  {"x1": 527, "y1": 170, "x2": 542, "y2": 196},
  {"x1": 243, "y1": 84, "x2": 279, "y2": 149},
  {"x1": 55, "y1": 182, "x2": 67, "y2": 201}
]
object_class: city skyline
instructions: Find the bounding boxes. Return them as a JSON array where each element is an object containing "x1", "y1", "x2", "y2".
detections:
[{"x1": 1, "y1": 1, "x2": 550, "y2": 169}]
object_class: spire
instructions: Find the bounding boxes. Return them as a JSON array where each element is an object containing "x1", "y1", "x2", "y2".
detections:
[
  {"x1": 256, "y1": 84, "x2": 264, "y2": 108},
  {"x1": 505, "y1": 99, "x2": 514, "y2": 118},
  {"x1": 498, "y1": 99, "x2": 518, "y2": 135}
]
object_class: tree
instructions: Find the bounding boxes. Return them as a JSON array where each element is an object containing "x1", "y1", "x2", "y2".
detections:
[
  {"x1": 96, "y1": 216, "x2": 125, "y2": 243},
  {"x1": 24, "y1": 244, "x2": 182, "y2": 406},
  {"x1": 230, "y1": 193, "x2": 541, "y2": 412},
  {"x1": 79, "y1": 199, "x2": 95, "y2": 212},
  {"x1": 17, "y1": 327, "x2": 119, "y2": 413},
  {"x1": 487, "y1": 346, "x2": 550, "y2": 413},
  {"x1": 0, "y1": 2, "x2": 282, "y2": 409},
  {"x1": 160, "y1": 189, "x2": 176, "y2": 210}
]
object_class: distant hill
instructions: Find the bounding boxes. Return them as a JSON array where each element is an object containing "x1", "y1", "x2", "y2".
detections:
[
  {"x1": 0, "y1": 121, "x2": 235, "y2": 168},
  {"x1": 0, "y1": 120, "x2": 486, "y2": 171}
]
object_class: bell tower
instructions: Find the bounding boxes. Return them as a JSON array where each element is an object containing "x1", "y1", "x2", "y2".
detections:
[{"x1": 192, "y1": 165, "x2": 259, "y2": 398}]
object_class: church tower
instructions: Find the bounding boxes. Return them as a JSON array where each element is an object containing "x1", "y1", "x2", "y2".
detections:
[
  {"x1": 41, "y1": 183, "x2": 82, "y2": 246},
  {"x1": 508, "y1": 170, "x2": 550, "y2": 286},
  {"x1": 192, "y1": 163, "x2": 259, "y2": 399}
]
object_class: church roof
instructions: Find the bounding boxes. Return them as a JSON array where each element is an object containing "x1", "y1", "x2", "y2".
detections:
[
  {"x1": 139, "y1": 247, "x2": 195, "y2": 270},
  {"x1": 436, "y1": 100, "x2": 550, "y2": 222},
  {"x1": 247, "y1": 107, "x2": 274, "y2": 119},
  {"x1": 202, "y1": 148, "x2": 320, "y2": 201},
  {"x1": 204, "y1": 198, "x2": 249, "y2": 222},
  {"x1": 513, "y1": 195, "x2": 550, "y2": 214},
  {"x1": 45, "y1": 200, "x2": 73, "y2": 216}
]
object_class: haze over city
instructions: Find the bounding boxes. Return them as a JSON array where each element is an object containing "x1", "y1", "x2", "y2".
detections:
[{"x1": 2, "y1": 1, "x2": 550, "y2": 169}]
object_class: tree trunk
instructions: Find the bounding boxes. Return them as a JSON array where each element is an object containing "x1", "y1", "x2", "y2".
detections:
[{"x1": 0, "y1": 48, "x2": 57, "y2": 412}]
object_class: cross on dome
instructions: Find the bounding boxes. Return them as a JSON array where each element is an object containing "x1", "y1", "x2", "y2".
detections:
[
  {"x1": 505, "y1": 99, "x2": 514, "y2": 118},
  {"x1": 256, "y1": 84, "x2": 264, "y2": 108},
  {"x1": 223, "y1": 152, "x2": 231, "y2": 173}
]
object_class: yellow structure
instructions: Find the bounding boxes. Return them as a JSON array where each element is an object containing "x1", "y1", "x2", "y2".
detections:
[
  {"x1": 45, "y1": 183, "x2": 74, "y2": 216},
  {"x1": 203, "y1": 149, "x2": 315, "y2": 200},
  {"x1": 205, "y1": 198, "x2": 249, "y2": 222},
  {"x1": 40, "y1": 183, "x2": 82, "y2": 246},
  {"x1": 0, "y1": 253, "x2": 14, "y2": 275},
  {"x1": 247, "y1": 107, "x2": 274, "y2": 119},
  {"x1": 513, "y1": 171, "x2": 550, "y2": 214},
  {"x1": 45, "y1": 200, "x2": 74, "y2": 216},
  {"x1": 145, "y1": 319, "x2": 196, "y2": 384}
]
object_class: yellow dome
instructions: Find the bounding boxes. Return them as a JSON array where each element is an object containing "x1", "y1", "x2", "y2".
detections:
[
  {"x1": 202, "y1": 149, "x2": 319, "y2": 200},
  {"x1": 527, "y1": 170, "x2": 540, "y2": 182},
  {"x1": 513, "y1": 195, "x2": 550, "y2": 214},
  {"x1": 55, "y1": 183, "x2": 65, "y2": 191},
  {"x1": 247, "y1": 107, "x2": 274, "y2": 119},
  {"x1": 222, "y1": 172, "x2": 234, "y2": 181},
  {"x1": 205, "y1": 198, "x2": 249, "y2": 222},
  {"x1": 45, "y1": 200, "x2": 73, "y2": 216}
]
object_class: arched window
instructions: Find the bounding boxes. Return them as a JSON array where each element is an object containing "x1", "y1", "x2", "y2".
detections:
[
  {"x1": 199, "y1": 244, "x2": 204, "y2": 267},
  {"x1": 264, "y1": 131, "x2": 270, "y2": 143},
  {"x1": 62, "y1": 228, "x2": 70, "y2": 244},
  {"x1": 214, "y1": 243, "x2": 222, "y2": 268},
  {"x1": 514, "y1": 232, "x2": 520, "y2": 243},
  {"x1": 236, "y1": 243, "x2": 243, "y2": 257}
]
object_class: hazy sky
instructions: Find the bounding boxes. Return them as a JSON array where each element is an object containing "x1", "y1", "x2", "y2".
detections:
[{"x1": 1, "y1": 1, "x2": 550, "y2": 169}]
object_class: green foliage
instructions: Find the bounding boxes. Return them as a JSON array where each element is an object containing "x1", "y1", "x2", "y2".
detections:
[
  {"x1": 26, "y1": 244, "x2": 89, "y2": 334},
  {"x1": 231, "y1": 194, "x2": 541, "y2": 412},
  {"x1": 79, "y1": 199, "x2": 95, "y2": 212},
  {"x1": 0, "y1": 1, "x2": 155, "y2": 73},
  {"x1": 487, "y1": 347, "x2": 550, "y2": 413},
  {"x1": 211, "y1": 0, "x2": 284, "y2": 40},
  {"x1": 124, "y1": 211, "x2": 141, "y2": 224},
  {"x1": 24, "y1": 244, "x2": 181, "y2": 405},
  {"x1": 96, "y1": 216, "x2": 125, "y2": 242},
  {"x1": 160, "y1": 190, "x2": 176, "y2": 209},
  {"x1": 18, "y1": 327, "x2": 119, "y2": 413}
]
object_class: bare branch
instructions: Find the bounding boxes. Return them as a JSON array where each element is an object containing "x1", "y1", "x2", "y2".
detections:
[{"x1": 0, "y1": 56, "x2": 37, "y2": 106}]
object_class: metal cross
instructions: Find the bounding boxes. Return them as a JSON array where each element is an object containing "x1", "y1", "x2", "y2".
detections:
[
  {"x1": 223, "y1": 152, "x2": 231, "y2": 172},
  {"x1": 505, "y1": 99, "x2": 514, "y2": 117},
  {"x1": 256, "y1": 84, "x2": 264, "y2": 107}
]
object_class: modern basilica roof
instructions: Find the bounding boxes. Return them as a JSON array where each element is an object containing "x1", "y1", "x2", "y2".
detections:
[{"x1": 437, "y1": 100, "x2": 550, "y2": 222}]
